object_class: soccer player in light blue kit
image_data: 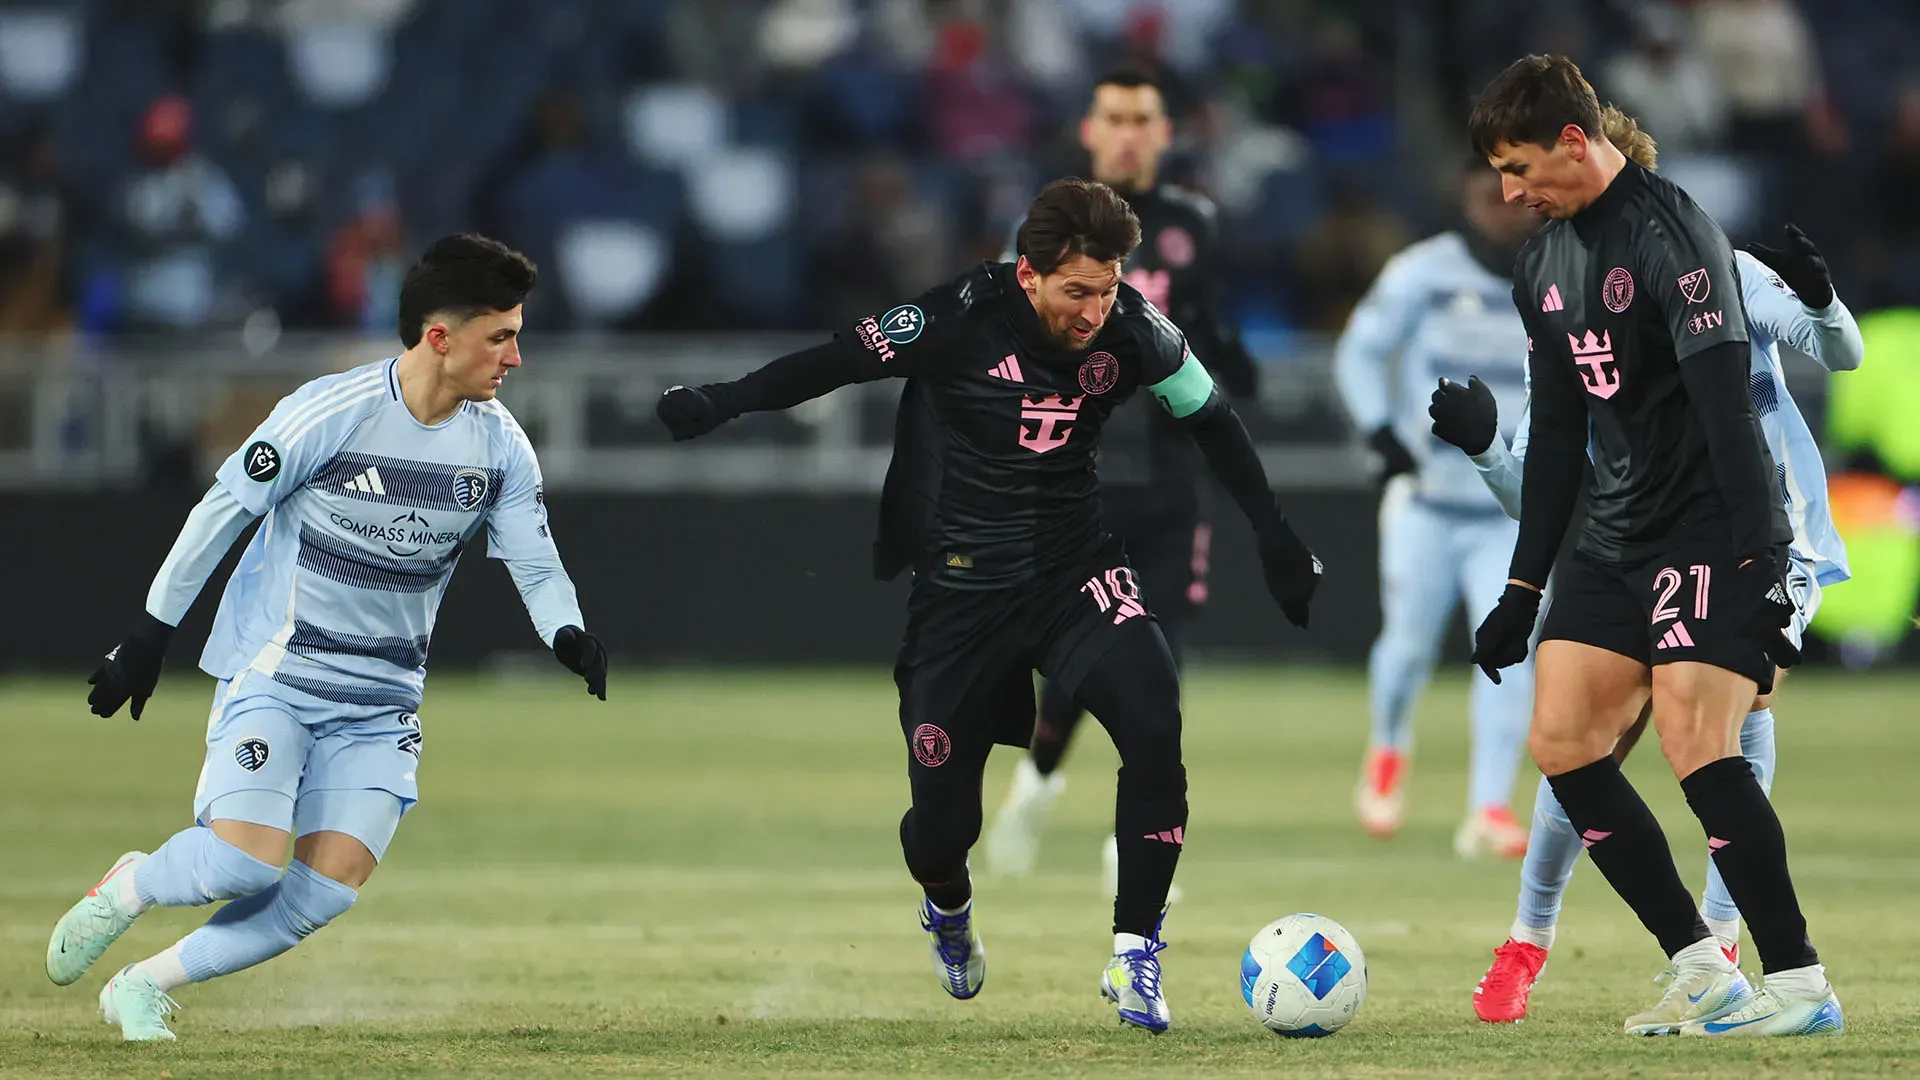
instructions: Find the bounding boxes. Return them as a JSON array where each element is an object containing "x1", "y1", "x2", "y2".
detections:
[
  {"x1": 1435, "y1": 119, "x2": 1860, "y2": 1026},
  {"x1": 46, "y1": 235, "x2": 608, "y2": 1041},
  {"x1": 1335, "y1": 162, "x2": 1543, "y2": 857}
]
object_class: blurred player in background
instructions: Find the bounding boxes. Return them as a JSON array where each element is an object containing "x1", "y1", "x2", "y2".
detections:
[
  {"x1": 984, "y1": 69, "x2": 1261, "y2": 885},
  {"x1": 1467, "y1": 56, "x2": 1842, "y2": 1036},
  {"x1": 657, "y1": 179, "x2": 1321, "y2": 1032},
  {"x1": 1431, "y1": 109, "x2": 1861, "y2": 1023},
  {"x1": 1333, "y1": 160, "x2": 1541, "y2": 858},
  {"x1": 49, "y1": 235, "x2": 608, "y2": 1041}
]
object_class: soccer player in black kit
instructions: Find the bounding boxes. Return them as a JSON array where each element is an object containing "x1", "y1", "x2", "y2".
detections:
[
  {"x1": 656, "y1": 179, "x2": 1321, "y2": 1033},
  {"x1": 985, "y1": 70, "x2": 1261, "y2": 888},
  {"x1": 1467, "y1": 55, "x2": 1842, "y2": 1037}
]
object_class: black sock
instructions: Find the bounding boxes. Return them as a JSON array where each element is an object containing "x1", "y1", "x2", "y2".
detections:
[
  {"x1": 1547, "y1": 756, "x2": 1709, "y2": 958},
  {"x1": 1030, "y1": 680, "x2": 1086, "y2": 776},
  {"x1": 899, "y1": 810, "x2": 972, "y2": 911},
  {"x1": 1681, "y1": 757, "x2": 1818, "y2": 973},
  {"x1": 1111, "y1": 763, "x2": 1186, "y2": 937}
]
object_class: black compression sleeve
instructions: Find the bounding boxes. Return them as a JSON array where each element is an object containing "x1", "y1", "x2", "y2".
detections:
[
  {"x1": 1185, "y1": 394, "x2": 1279, "y2": 529},
  {"x1": 708, "y1": 339, "x2": 870, "y2": 419},
  {"x1": 1508, "y1": 352, "x2": 1586, "y2": 589},
  {"x1": 1677, "y1": 338, "x2": 1781, "y2": 558}
]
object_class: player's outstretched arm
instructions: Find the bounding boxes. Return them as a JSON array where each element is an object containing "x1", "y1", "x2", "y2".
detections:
[
  {"x1": 1334, "y1": 252, "x2": 1423, "y2": 484},
  {"x1": 657, "y1": 341, "x2": 870, "y2": 440},
  {"x1": 1151, "y1": 353, "x2": 1322, "y2": 628},
  {"x1": 1430, "y1": 375, "x2": 1526, "y2": 521},
  {"x1": 488, "y1": 419, "x2": 606, "y2": 699},
  {"x1": 90, "y1": 485, "x2": 258, "y2": 720},
  {"x1": 1740, "y1": 228, "x2": 1863, "y2": 372}
]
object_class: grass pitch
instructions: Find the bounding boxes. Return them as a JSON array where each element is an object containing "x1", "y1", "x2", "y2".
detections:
[{"x1": 1, "y1": 666, "x2": 1915, "y2": 1077}]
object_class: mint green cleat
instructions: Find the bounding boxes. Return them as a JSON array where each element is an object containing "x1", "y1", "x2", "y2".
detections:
[
  {"x1": 47, "y1": 851, "x2": 145, "y2": 986},
  {"x1": 99, "y1": 965, "x2": 179, "y2": 1042}
]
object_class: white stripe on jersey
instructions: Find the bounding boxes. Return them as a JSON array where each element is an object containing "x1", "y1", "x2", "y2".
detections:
[
  {"x1": 284, "y1": 384, "x2": 388, "y2": 448},
  {"x1": 270, "y1": 370, "x2": 385, "y2": 441}
]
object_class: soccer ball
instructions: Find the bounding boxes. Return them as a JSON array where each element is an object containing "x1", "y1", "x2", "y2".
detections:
[{"x1": 1240, "y1": 913, "x2": 1367, "y2": 1037}]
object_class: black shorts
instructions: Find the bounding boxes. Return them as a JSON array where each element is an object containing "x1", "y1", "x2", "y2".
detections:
[
  {"x1": 894, "y1": 542, "x2": 1174, "y2": 762},
  {"x1": 1540, "y1": 536, "x2": 1774, "y2": 693}
]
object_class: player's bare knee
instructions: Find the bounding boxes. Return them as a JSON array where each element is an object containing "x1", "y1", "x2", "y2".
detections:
[
  {"x1": 292, "y1": 831, "x2": 378, "y2": 890},
  {"x1": 209, "y1": 817, "x2": 292, "y2": 869}
]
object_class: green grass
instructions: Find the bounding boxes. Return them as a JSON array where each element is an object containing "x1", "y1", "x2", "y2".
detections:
[{"x1": 1, "y1": 667, "x2": 1915, "y2": 1077}]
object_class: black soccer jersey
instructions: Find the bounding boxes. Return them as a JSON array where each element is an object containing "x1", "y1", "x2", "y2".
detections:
[
  {"x1": 1097, "y1": 184, "x2": 1257, "y2": 488},
  {"x1": 1513, "y1": 159, "x2": 1791, "y2": 567},
  {"x1": 858, "y1": 262, "x2": 1193, "y2": 588}
]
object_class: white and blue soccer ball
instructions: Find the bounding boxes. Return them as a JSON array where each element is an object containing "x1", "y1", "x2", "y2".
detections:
[{"x1": 1241, "y1": 913, "x2": 1367, "y2": 1037}]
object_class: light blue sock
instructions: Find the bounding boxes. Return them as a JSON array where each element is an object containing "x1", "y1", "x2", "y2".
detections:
[
  {"x1": 1468, "y1": 658, "x2": 1533, "y2": 811},
  {"x1": 1515, "y1": 776, "x2": 1582, "y2": 933},
  {"x1": 177, "y1": 861, "x2": 358, "y2": 983},
  {"x1": 134, "y1": 826, "x2": 283, "y2": 908},
  {"x1": 1701, "y1": 709, "x2": 1777, "y2": 922}
]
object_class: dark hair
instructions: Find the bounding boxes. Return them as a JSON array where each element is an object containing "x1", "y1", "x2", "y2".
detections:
[
  {"x1": 397, "y1": 234, "x2": 538, "y2": 348},
  {"x1": 1015, "y1": 178, "x2": 1142, "y2": 276},
  {"x1": 1092, "y1": 67, "x2": 1163, "y2": 99},
  {"x1": 1468, "y1": 54, "x2": 1603, "y2": 158}
]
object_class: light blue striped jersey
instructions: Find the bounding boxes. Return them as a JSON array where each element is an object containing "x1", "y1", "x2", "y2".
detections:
[
  {"x1": 201, "y1": 357, "x2": 556, "y2": 710},
  {"x1": 1498, "y1": 250, "x2": 1853, "y2": 584},
  {"x1": 1334, "y1": 231, "x2": 1530, "y2": 509}
]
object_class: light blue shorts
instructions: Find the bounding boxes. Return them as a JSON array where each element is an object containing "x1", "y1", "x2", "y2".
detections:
[{"x1": 192, "y1": 672, "x2": 422, "y2": 861}]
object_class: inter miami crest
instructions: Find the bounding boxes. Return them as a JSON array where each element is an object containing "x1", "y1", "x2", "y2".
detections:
[
  {"x1": 234, "y1": 737, "x2": 270, "y2": 772},
  {"x1": 451, "y1": 467, "x2": 490, "y2": 511},
  {"x1": 243, "y1": 441, "x2": 281, "y2": 482}
]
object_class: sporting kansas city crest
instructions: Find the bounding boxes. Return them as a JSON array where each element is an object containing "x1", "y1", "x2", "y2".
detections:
[{"x1": 451, "y1": 467, "x2": 491, "y2": 511}]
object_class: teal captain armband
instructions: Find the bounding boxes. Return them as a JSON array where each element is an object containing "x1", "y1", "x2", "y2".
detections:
[{"x1": 1147, "y1": 352, "x2": 1218, "y2": 419}]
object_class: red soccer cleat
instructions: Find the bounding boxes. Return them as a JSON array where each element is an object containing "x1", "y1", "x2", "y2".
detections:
[
  {"x1": 1355, "y1": 747, "x2": 1407, "y2": 837},
  {"x1": 1474, "y1": 938, "x2": 1548, "y2": 1023}
]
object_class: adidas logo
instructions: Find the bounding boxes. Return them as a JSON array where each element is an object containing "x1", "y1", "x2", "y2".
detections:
[
  {"x1": 987, "y1": 354, "x2": 1025, "y2": 381},
  {"x1": 1656, "y1": 621, "x2": 1696, "y2": 650},
  {"x1": 1541, "y1": 284, "x2": 1565, "y2": 312},
  {"x1": 343, "y1": 466, "x2": 387, "y2": 495}
]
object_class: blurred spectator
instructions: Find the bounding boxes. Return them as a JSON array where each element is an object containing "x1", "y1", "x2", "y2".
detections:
[
  {"x1": 0, "y1": 124, "x2": 81, "y2": 332},
  {"x1": 1603, "y1": 4, "x2": 1727, "y2": 154},
  {"x1": 1872, "y1": 81, "x2": 1920, "y2": 303},
  {"x1": 326, "y1": 169, "x2": 406, "y2": 332},
  {"x1": 923, "y1": 14, "x2": 1032, "y2": 162},
  {"x1": 119, "y1": 94, "x2": 246, "y2": 330},
  {"x1": 1694, "y1": 0, "x2": 1823, "y2": 148},
  {"x1": 1293, "y1": 182, "x2": 1411, "y2": 332},
  {"x1": 818, "y1": 155, "x2": 951, "y2": 327},
  {"x1": 1283, "y1": 15, "x2": 1392, "y2": 164}
]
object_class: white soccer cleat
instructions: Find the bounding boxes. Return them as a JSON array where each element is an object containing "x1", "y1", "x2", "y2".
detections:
[
  {"x1": 1354, "y1": 747, "x2": 1407, "y2": 838},
  {"x1": 47, "y1": 851, "x2": 146, "y2": 986},
  {"x1": 1454, "y1": 806, "x2": 1530, "y2": 860},
  {"x1": 1101, "y1": 926, "x2": 1172, "y2": 1033},
  {"x1": 99, "y1": 965, "x2": 179, "y2": 1042},
  {"x1": 1100, "y1": 834, "x2": 1183, "y2": 905},
  {"x1": 1677, "y1": 968, "x2": 1843, "y2": 1037},
  {"x1": 919, "y1": 899, "x2": 985, "y2": 1000},
  {"x1": 1623, "y1": 938, "x2": 1754, "y2": 1035},
  {"x1": 984, "y1": 758, "x2": 1065, "y2": 876}
]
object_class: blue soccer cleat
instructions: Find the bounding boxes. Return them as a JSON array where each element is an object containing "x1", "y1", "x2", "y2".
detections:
[
  {"x1": 920, "y1": 898, "x2": 985, "y2": 1000},
  {"x1": 1101, "y1": 923, "x2": 1171, "y2": 1033}
]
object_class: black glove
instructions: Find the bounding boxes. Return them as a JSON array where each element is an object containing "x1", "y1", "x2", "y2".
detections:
[
  {"x1": 1732, "y1": 549, "x2": 1800, "y2": 669},
  {"x1": 1471, "y1": 583, "x2": 1541, "y2": 685},
  {"x1": 657, "y1": 384, "x2": 736, "y2": 442},
  {"x1": 552, "y1": 625, "x2": 608, "y2": 700},
  {"x1": 1366, "y1": 425, "x2": 1417, "y2": 484},
  {"x1": 1429, "y1": 376, "x2": 1498, "y2": 456},
  {"x1": 1744, "y1": 224, "x2": 1833, "y2": 309},
  {"x1": 87, "y1": 612, "x2": 175, "y2": 720},
  {"x1": 1257, "y1": 517, "x2": 1323, "y2": 628}
]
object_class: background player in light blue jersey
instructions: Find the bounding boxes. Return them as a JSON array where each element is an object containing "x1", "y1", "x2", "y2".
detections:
[
  {"x1": 1430, "y1": 125, "x2": 1861, "y2": 1023},
  {"x1": 1334, "y1": 162, "x2": 1542, "y2": 858},
  {"x1": 47, "y1": 235, "x2": 609, "y2": 1041}
]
